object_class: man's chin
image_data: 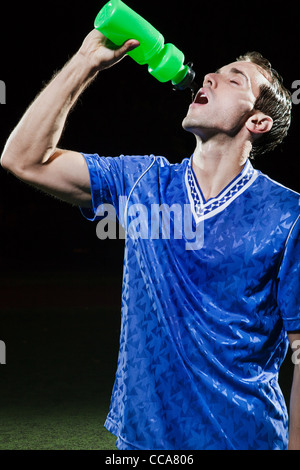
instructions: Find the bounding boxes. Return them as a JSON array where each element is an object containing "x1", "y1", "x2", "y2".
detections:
[
  {"x1": 182, "y1": 116, "x2": 199, "y2": 134},
  {"x1": 182, "y1": 115, "x2": 192, "y2": 131}
]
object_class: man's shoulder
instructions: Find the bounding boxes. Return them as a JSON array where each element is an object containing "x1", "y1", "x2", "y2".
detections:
[
  {"x1": 121, "y1": 154, "x2": 189, "y2": 166},
  {"x1": 257, "y1": 170, "x2": 300, "y2": 196},
  {"x1": 119, "y1": 154, "x2": 190, "y2": 175},
  {"x1": 255, "y1": 169, "x2": 300, "y2": 214}
]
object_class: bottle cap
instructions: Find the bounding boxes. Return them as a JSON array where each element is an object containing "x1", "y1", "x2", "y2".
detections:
[{"x1": 172, "y1": 63, "x2": 197, "y2": 94}]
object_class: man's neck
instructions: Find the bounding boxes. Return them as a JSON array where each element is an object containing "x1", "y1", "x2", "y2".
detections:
[{"x1": 192, "y1": 137, "x2": 250, "y2": 202}]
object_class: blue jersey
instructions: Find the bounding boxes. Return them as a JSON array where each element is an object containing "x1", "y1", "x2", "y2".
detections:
[{"x1": 80, "y1": 153, "x2": 300, "y2": 450}]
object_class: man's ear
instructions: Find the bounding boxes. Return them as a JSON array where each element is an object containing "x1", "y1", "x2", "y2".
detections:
[{"x1": 246, "y1": 111, "x2": 273, "y2": 135}]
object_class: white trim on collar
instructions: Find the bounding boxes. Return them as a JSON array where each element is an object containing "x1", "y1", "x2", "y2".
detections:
[{"x1": 185, "y1": 157, "x2": 259, "y2": 223}]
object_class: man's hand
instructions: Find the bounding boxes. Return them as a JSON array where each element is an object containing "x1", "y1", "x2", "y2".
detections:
[{"x1": 77, "y1": 29, "x2": 140, "y2": 73}]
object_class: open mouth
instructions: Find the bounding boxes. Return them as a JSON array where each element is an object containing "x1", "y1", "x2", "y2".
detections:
[{"x1": 194, "y1": 88, "x2": 209, "y2": 105}]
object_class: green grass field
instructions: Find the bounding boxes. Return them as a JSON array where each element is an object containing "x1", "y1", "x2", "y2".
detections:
[{"x1": 0, "y1": 269, "x2": 121, "y2": 450}]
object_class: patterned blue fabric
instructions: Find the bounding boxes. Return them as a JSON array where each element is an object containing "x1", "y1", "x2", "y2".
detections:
[{"x1": 80, "y1": 153, "x2": 300, "y2": 450}]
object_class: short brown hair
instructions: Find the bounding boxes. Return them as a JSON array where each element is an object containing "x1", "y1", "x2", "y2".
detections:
[{"x1": 237, "y1": 51, "x2": 292, "y2": 159}]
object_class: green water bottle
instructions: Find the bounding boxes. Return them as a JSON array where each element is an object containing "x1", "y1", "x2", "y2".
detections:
[{"x1": 94, "y1": 0, "x2": 196, "y2": 91}]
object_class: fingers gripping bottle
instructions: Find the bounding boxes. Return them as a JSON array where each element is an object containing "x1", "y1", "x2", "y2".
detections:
[{"x1": 94, "y1": 0, "x2": 197, "y2": 92}]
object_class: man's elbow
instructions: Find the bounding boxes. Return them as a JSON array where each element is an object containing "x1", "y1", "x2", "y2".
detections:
[
  {"x1": 1, "y1": 148, "x2": 32, "y2": 179},
  {"x1": 0, "y1": 149, "x2": 16, "y2": 172}
]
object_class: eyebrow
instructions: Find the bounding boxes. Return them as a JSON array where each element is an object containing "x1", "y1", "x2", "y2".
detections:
[{"x1": 216, "y1": 67, "x2": 250, "y2": 84}]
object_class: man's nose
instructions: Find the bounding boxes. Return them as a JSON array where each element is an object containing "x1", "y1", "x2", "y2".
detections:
[{"x1": 203, "y1": 73, "x2": 218, "y2": 88}]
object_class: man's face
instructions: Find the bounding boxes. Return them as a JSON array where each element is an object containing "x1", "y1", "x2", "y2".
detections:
[{"x1": 182, "y1": 60, "x2": 270, "y2": 139}]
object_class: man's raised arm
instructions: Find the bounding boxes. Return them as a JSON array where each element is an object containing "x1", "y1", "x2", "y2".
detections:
[{"x1": 0, "y1": 30, "x2": 139, "y2": 207}]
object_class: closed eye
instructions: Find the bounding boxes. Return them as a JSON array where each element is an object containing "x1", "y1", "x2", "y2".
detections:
[{"x1": 216, "y1": 66, "x2": 250, "y2": 88}]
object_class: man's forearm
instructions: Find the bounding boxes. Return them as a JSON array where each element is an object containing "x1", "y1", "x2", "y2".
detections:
[
  {"x1": 287, "y1": 334, "x2": 300, "y2": 450},
  {"x1": 1, "y1": 52, "x2": 97, "y2": 172},
  {"x1": 1, "y1": 30, "x2": 139, "y2": 176},
  {"x1": 288, "y1": 364, "x2": 300, "y2": 450},
  {"x1": 1, "y1": 30, "x2": 139, "y2": 177}
]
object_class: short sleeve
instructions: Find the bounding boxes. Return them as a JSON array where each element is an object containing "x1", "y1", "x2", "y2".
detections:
[
  {"x1": 277, "y1": 214, "x2": 300, "y2": 332},
  {"x1": 79, "y1": 153, "x2": 156, "y2": 222}
]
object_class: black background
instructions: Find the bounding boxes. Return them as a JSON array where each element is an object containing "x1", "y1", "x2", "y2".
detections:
[
  {"x1": 0, "y1": 0, "x2": 299, "y2": 449},
  {"x1": 0, "y1": 0, "x2": 299, "y2": 270}
]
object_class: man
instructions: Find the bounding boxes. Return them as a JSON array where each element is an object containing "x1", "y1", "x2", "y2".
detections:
[{"x1": 1, "y1": 29, "x2": 300, "y2": 450}]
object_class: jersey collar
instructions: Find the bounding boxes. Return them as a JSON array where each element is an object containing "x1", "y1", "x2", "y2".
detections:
[{"x1": 185, "y1": 156, "x2": 258, "y2": 222}]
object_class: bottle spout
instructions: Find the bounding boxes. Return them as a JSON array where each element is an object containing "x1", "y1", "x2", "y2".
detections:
[{"x1": 172, "y1": 63, "x2": 198, "y2": 99}]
